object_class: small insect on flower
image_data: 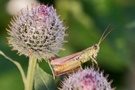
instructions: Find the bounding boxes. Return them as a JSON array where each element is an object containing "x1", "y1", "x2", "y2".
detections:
[{"x1": 51, "y1": 24, "x2": 115, "y2": 76}]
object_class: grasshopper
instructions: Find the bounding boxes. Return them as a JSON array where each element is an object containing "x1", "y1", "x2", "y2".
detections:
[{"x1": 50, "y1": 25, "x2": 115, "y2": 76}]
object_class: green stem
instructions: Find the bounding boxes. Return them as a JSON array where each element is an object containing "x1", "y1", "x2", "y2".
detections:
[
  {"x1": 47, "y1": 61, "x2": 55, "y2": 79},
  {"x1": 0, "y1": 51, "x2": 26, "y2": 85},
  {"x1": 25, "y1": 56, "x2": 37, "y2": 90}
]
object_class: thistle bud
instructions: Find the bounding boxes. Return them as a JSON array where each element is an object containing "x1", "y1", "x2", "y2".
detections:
[
  {"x1": 60, "y1": 68, "x2": 115, "y2": 90},
  {"x1": 7, "y1": 4, "x2": 67, "y2": 60}
]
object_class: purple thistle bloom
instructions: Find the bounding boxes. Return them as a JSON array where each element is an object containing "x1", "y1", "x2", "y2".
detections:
[
  {"x1": 60, "y1": 68, "x2": 115, "y2": 90},
  {"x1": 7, "y1": 4, "x2": 67, "y2": 60}
]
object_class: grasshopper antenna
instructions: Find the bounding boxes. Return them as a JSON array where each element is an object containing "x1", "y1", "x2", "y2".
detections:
[{"x1": 98, "y1": 24, "x2": 116, "y2": 45}]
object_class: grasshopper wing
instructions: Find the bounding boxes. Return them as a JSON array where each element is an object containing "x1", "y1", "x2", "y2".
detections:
[{"x1": 51, "y1": 51, "x2": 84, "y2": 65}]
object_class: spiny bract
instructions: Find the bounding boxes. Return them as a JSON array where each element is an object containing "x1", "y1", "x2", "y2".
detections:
[{"x1": 7, "y1": 4, "x2": 67, "y2": 61}]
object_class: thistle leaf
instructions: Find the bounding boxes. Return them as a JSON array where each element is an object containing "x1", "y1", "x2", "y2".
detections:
[{"x1": 34, "y1": 65, "x2": 56, "y2": 90}]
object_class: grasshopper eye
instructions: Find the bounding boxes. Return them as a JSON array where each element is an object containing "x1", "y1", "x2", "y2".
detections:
[{"x1": 93, "y1": 45, "x2": 98, "y2": 50}]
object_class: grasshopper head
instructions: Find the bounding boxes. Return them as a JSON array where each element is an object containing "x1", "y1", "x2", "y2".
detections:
[{"x1": 91, "y1": 44, "x2": 100, "y2": 58}]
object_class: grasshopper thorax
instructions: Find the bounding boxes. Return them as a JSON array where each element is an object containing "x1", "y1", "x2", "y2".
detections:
[{"x1": 91, "y1": 44, "x2": 100, "y2": 58}]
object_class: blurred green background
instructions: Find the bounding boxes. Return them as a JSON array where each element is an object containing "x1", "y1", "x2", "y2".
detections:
[{"x1": 0, "y1": 0, "x2": 135, "y2": 90}]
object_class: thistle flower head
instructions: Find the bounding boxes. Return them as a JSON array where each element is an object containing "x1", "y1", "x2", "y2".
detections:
[
  {"x1": 7, "y1": 4, "x2": 67, "y2": 60},
  {"x1": 60, "y1": 68, "x2": 115, "y2": 90}
]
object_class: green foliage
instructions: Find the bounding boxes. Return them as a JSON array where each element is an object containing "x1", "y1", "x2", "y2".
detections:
[{"x1": 34, "y1": 65, "x2": 56, "y2": 90}]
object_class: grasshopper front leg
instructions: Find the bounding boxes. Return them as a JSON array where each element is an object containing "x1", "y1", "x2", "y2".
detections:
[
  {"x1": 90, "y1": 56, "x2": 98, "y2": 67},
  {"x1": 79, "y1": 60, "x2": 83, "y2": 70}
]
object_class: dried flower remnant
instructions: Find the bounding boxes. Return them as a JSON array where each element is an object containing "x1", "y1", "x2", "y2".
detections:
[
  {"x1": 60, "y1": 68, "x2": 115, "y2": 90},
  {"x1": 7, "y1": 4, "x2": 67, "y2": 60}
]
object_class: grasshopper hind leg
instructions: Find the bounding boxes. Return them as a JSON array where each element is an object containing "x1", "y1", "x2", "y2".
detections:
[{"x1": 54, "y1": 67, "x2": 81, "y2": 76}]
